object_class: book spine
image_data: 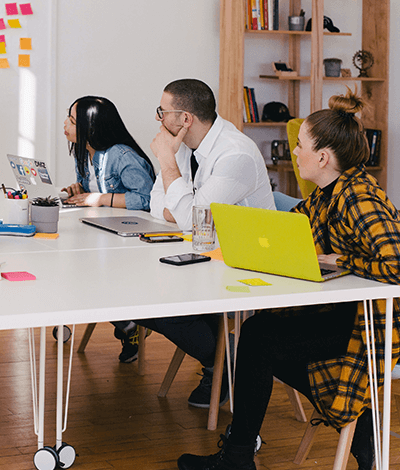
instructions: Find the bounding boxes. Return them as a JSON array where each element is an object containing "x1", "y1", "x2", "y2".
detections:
[
  {"x1": 247, "y1": 87, "x2": 255, "y2": 122},
  {"x1": 273, "y1": 0, "x2": 279, "y2": 30},
  {"x1": 256, "y1": 0, "x2": 261, "y2": 30},
  {"x1": 250, "y1": 88, "x2": 260, "y2": 122},
  {"x1": 268, "y1": 0, "x2": 273, "y2": 30},
  {"x1": 263, "y1": 0, "x2": 268, "y2": 29},
  {"x1": 251, "y1": 0, "x2": 258, "y2": 30},
  {"x1": 259, "y1": 0, "x2": 264, "y2": 29},
  {"x1": 243, "y1": 87, "x2": 251, "y2": 122}
]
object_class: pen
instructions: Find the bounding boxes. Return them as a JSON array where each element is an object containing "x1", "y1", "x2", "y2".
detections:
[{"x1": 1, "y1": 184, "x2": 6, "y2": 197}]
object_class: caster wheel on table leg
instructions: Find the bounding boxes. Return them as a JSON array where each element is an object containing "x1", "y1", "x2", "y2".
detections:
[
  {"x1": 33, "y1": 446, "x2": 59, "y2": 470},
  {"x1": 52, "y1": 326, "x2": 72, "y2": 343},
  {"x1": 57, "y1": 442, "x2": 76, "y2": 469}
]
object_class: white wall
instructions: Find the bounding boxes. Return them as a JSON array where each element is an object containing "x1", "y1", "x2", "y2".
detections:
[
  {"x1": 0, "y1": 1, "x2": 399, "y2": 205},
  {"x1": 387, "y1": 0, "x2": 400, "y2": 207}
]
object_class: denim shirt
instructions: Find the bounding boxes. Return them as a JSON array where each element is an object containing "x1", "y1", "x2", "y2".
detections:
[{"x1": 75, "y1": 144, "x2": 154, "y2": 211}]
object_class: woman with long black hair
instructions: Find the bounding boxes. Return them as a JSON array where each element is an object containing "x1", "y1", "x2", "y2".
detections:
[{"x1": 62, "y1": 96, "x2": 155, "y2": 209}]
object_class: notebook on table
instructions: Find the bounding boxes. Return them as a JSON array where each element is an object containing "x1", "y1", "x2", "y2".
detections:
[
  {"x1": 79, "y1": 216, "x2": 180, "y2": 237},
  {"x1": 6, "y1": 154, "x2": 76, "y2": 208},
  {"x1": 210, "y1": 203, "x2": 350, "y2": 282}
]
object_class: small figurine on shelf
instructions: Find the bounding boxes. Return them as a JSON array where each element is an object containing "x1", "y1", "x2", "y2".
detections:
[{"x1": 352, "y1": 50, "x2": 374, "y2": 77}]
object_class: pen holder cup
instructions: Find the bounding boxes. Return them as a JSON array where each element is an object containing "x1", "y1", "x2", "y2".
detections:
[
  {"x1": 30, "y1": 204, "x2": 60, "y2": 233},
  {"x1": 0, "y1": 198, "x2": 29, "y2": 224},
  {"x1": 288, "y1": 16, "x2": 305, "y2": 31}
]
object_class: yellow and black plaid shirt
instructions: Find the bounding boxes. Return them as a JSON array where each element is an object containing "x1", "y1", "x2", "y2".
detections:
[{"x1": 293, "y1": 164, "x2": 400, "y2": 429}]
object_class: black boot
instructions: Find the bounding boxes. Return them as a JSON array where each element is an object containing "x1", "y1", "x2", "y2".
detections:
[
  {"x1": 177, "y1": 435, "x2": 256, "y2": 470},
  {"x1": 350, "y1": 408, "x2": 375, "y2": 470}
]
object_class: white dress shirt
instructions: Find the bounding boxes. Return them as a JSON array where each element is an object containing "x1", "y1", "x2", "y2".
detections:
[{"x1": 150, "y1": 115, "x2": 275, "y2": 230}]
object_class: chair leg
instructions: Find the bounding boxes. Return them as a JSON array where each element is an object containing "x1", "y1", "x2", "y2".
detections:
[
  {"x1": 158, "y1": 347, "x2": 186, "y2": 397},
  {"x1": 207, "y1": 315, "x2": 227, "y2": 431},
  {"x1": 293, "y1": 409, "x2": 324, "y2": 464},
  {"x1": 138, "y1": 325, "x2": 146, "y2": 376},
  {"x1": 77, "y1": 323, "x2": 96, "y2": 353},
  {"x1": 332, "y1": 418, "x2": 357, "y2": 470},
  {"x1": 284, "y1": 384, "x2": 307, "y2": 423}
]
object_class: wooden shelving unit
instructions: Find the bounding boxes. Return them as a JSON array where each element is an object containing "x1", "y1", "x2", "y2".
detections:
[{"x1": 218, "y1": 0, "x2": 389, "y2": 193}]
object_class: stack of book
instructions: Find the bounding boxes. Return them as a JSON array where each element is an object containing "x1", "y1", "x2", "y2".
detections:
[
  {"x1": 365, "y1": 129, "x2": 381, "y2": 166},
  {"x1": 245, "y1": 0, "x2": 279, "y2": 31},
  {"x1": 243, "y1": 87, "x2": 260, "y2": 123}
]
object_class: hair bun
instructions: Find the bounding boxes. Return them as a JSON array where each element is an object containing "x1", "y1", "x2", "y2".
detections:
[{"x1": 328, "y1": 86, "x2": 365, "y2": 115}]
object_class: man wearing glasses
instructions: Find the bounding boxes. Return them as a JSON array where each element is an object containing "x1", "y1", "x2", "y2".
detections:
[
  {"x1": 149, "y1": 78, "x2": 275, "y2": 229},
  {"x1": 133, "y1": 79, "x2": 275, "y2": 408}
]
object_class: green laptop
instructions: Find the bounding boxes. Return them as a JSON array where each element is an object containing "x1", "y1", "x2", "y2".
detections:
[{"x1": 210, "y1": 203, "x2": 350, "y2": 282}]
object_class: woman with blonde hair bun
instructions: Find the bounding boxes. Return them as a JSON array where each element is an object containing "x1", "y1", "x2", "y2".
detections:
[{"x1": 177, "y1": 87, "x2": 400, "y2": 470}]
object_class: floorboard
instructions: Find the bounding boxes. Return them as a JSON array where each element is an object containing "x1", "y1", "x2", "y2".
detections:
[{"x1": 0, "y1": 323, "x2": 399, "y2": 469}]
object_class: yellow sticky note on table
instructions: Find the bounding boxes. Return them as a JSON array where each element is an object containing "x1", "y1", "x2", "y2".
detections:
[
  {"x1": 0, "y1": 42, "x2": 6, "y2": 54},
  {"x1": 0, "y1": 58, "x2": 10, "y2": 68},
  {"x1": 20, "y1": 38, "x2": 32, "y2": 50},
  {"x1": 238, "y1": 278, "x2": 272, "y2": 287},
  {"x1": 18, "y1": 54, "x2": 30, "y2": 67},
  {"x1": 226, "y1": 285, "x2": 250, "y2": 293},
  {"x1": 34, "y1": 233, "x2": 59, "y2": 239},
  {"x1": 8, "y1": 19, "x2": 21, "y2": 28}
]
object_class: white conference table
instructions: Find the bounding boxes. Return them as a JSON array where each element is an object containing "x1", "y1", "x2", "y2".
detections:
[{"x1": 0, "y1": 205, "x2": 399, "y2": 470}]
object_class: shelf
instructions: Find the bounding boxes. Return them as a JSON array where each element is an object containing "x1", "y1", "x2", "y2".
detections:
[
  {"x1": 244, "y1": 122, "x2": 287, "y2": 127},
  {"x1": 260, "y1": 75, "x2": 385, "y2": 82},
  {"x1": 246, "y1": 29, "x2": 351, "y2": 37}
]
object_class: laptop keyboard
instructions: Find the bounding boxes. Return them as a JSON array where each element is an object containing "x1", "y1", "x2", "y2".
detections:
[{"x1": 320, "y1": 268, "x2": 335, "y2": 276}]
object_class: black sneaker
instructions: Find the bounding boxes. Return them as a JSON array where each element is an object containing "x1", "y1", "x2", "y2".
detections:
[
  {"x1": 114, "y1": 327, "x2": 138, "y2": 363},
  {"x1": 188, "y1": 367, "x2": 229, "y2": 408}
]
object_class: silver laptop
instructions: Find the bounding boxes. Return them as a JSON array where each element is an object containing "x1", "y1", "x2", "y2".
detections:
[
  {"x1": 7, "y1": 154, "x2": 73, "y2": 207},
  {"x1": 79, "y1": 216, "x2": 180, "y2": 237}
]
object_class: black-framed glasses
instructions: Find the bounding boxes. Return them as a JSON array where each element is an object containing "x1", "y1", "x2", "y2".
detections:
[{"x1": 156, "y1": 106, "x2": 185, "y2": 120}]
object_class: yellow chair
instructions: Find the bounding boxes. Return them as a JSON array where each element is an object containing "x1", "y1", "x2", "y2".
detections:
[{"x1": 286, "y1": 118, "x2": 317, "y2": 199}]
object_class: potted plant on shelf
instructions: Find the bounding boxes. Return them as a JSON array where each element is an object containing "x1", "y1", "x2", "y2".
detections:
[{"x1": 30, "y1": 196, "x2": 60, "y2": 233}]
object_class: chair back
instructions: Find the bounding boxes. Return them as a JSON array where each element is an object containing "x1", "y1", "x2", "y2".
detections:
[{"x1": 286, "y1": 118, "x2": 317, "y2": 199}]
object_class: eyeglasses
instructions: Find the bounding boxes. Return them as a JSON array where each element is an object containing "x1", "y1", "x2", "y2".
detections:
[{"x1": 156, "y1": 106, "x2": 185, "y2": 120}]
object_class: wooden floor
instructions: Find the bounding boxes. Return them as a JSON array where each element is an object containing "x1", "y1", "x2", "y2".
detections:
[{"x1": 1, "y1": 323, "x2": 400, "y2": 470}]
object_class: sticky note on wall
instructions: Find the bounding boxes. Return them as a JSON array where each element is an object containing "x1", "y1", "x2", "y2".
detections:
[
  {"x1": 0, "y1": 42, "x2": 5, "y2": 54},
  {"x1": 20, "y1": 3, "x2": 33, "y2": 15},
  {"x1": 0, "y1": 35, "x2": 5, "y2": 44},
  {"x1": 5, "y1": 3, "x2": 18, "y2": 15},
  {"x1": 18, "y1": 54, "x2": 30, "y2": 67},
  {"x1": 0, "y1": 58, "x2": 10, "y2": 68},
  {"x1": 8, "y1": 18, "x2": 21, "y2": 28},
  {"x1": 0, "y1": 19, "x2": 6, "y2": 30},
  {"x1": 20, "y1": 38, "x2": 31, "y2": 50}
]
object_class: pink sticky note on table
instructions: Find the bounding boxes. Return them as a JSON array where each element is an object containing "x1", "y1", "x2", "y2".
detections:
[
  {"x1": 5, "y1": 3, "x2": 18, "y2": 15},
  {"x1": 2, "y1": 271, "x2": 36, "y2": 281},
  {"x1": 0, "y1": 19, "x2": 6, "y2": 30},
  {"x1": 20, "y1": 3, "x2": 33, "y2": 15}
]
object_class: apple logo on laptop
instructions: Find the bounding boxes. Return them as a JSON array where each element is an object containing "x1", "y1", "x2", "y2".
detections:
[{"x1": 259, "y1": 237, "x2": 270, "y2": 248}]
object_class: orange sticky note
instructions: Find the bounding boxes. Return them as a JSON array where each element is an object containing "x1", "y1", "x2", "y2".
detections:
[
  {"x1": 0, "y1": 58, "x2": 10, "y2": 68},
  {"x1": 18, "y1": 54, "x2": 30, "y2": 67},
  {"x1": 0, "y1": 42, "x2": 5, "y2": 54},
  {"x1": 20, "y1": 38, "x2": 31, "y2": 50},
  {"x1": 8, "y1": 18, "x2": 21, "y2": 28}
]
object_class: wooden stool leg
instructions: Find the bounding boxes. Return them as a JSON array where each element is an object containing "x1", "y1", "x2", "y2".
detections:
[
  {"x1": 293, "y1": 409, "x2": 324, "y2": 464},
  {"x1": 77, "y1": 323, "x2": 96, "y2": 353},
  {"x1": 284, "y1": 384, "x2": 307, "y2": 423},
  {"x1": 158, "y1": 347, "x2": 186, "y2": 397},
  {"x1": 332, "y1": 418, "x2": 357, "y2": 470},
  {"x1": 207, "y1": 316, "x2": 227, "y2": 431}
]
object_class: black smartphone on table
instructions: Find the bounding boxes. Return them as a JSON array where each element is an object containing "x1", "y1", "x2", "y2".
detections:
[
  {"x1": 140, "y1": 235, "x2": 184, "y2": 243},
  {"x1": 159, "y1": 253, "x2": 211, "y2": 266}
]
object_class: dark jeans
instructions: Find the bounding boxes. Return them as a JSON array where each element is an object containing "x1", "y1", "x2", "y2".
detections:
[
  {"x1": 229, "y1": 301, "x2": 357, "y2": 446},
  {"x1": 135, "y1": 314, "x2": 220, "y2": 368}
]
